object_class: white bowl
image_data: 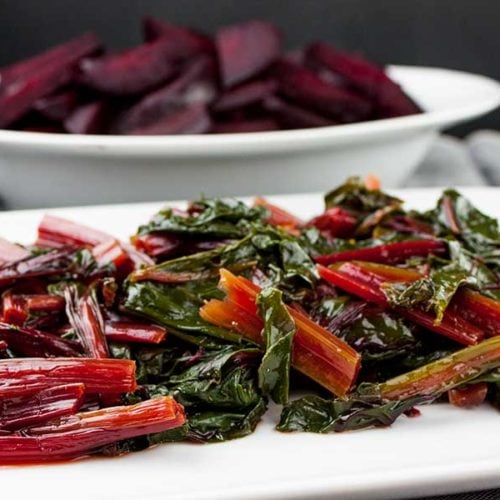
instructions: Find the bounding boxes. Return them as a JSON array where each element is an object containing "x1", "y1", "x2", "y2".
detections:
[{"x1": 0, "y1": 65, "x2": 499, "y2": 209}]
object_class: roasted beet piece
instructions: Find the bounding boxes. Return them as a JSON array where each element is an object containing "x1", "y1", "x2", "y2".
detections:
[
  {"x1": 0, "y1": 33, "x2": 100, "y2": 90},
  {"x1": 128, "y1": 102, "x2": 211, "y2": 135},
  {"x1": 272, "y1": 59, "x2": 372, "y2": 122},
  {"x1": 64, "y1": 101, "x2": 108, "y2": 134},
  {"x1": 79, "y1": 39, "x2": 180, "y2": 96},
  {"x1": 0, "y1": 66, "x2": 74, "y2": 128},
  {"x1": 143, "y1": 16, "x2": 214, "y2": 55},
  {"x1": 211, "y1": 118, "x2": 279, "y2": 134},
  {"x1": 306, "y1": 42, "x2": 421, "y2": 118},
  {"x1": 216, "y1": 20, "x2": 281, "y2": 87},
  {"x1": 263, "y1": 95, "x2": 334, "y2": 129},
  {"x1": 212, "y1": 80, "x2": 277, "y2": 113},
  {"x1": 33, "y1": 89, "x2": 80, "y2": 121},
  {"x1": 115, "y1": 57, "x2": 216, "y2": 133},
  {"x1": 0, "y1": 34, "x2": 101, "y2": 128}
]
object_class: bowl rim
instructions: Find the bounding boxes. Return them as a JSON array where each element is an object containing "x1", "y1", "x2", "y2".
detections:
[{"x1": 0, "y1": 64, "x2": 499, "y2": 156}]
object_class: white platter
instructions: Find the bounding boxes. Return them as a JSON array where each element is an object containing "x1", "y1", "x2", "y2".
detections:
[
  {"x1": 1, "y1": 186, "x2": 500, "y2": 500},
  {"x1": 0, "y1": 66, "x2": 499, "y2": 208}
]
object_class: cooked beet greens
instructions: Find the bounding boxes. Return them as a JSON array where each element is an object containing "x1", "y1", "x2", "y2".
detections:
[{"x1": 2, "y1": 177, "x2": 500, "y2": 464}]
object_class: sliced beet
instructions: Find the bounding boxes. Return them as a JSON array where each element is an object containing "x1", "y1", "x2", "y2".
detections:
[
  {"x1": 211, "y1": 118, "x2": 280, "y2": 134},
  {"x1": 0, "y1": 33, "x2": 101, "y2": 91},
  {"x1": 216, "y1": 20, "x2": 281, "y2": 87},
  {"x1": 306, "y1": 42, "x2": 421, "y2": 117},
  {"x1": 0, "y1": 34, "x2": 101, "y2": 128},
  {"x1": 142, "y1": 17, "x2": 214, "y2": 56},
  {"x1": 115, "y1": 57, "x2": 216, "y2": 133},
  {"x1": 33, "y1": 89, "x2": 80, "y2": 121},
  {"x1": 263, "y1": 95, "x2": 334, "y2": 129},
  {"x1": 64, "y1": 101, "x2": 108, "y2": 134},
  {"x1": 128, "y1": 102, "x2": 211, "y2": 135},
  {"x1": 212, "y1": 80, "x2": 277, "y2": 113},
  {"x1": 377, "y1": 79, "x2": 423, "y2": 118},
  {"x1": 272, "y1": 59, "x2": 372, "y2": 122},
  {"x1": 0, "y1": 66, "x2": 74, "y2": 128},
  {"x1": 79, "y1": 39, "x2": 181, "y2": 96}
]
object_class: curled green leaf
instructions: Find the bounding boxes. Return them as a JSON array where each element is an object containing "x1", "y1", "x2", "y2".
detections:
[
  {"x1": 277, "y1": 393, "x2": 426, "y2": 433},
  {"x1": 257, "y1": 288, "x2": 296, "y2": 404}
]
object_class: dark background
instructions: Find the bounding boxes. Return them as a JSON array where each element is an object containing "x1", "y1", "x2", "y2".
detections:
[{"x1": 1, "y1": 0, "x2": 499, "y2": 135}]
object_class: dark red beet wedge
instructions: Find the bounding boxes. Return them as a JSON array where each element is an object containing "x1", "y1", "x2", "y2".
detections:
[
  {"x1": 79, "y1": 39, "x2": 180, "y2": 96},
  {"x1": 0, "y1": 67, "x2": 74, "y2": 128},
  {"x1": 216, "y1": 20, "x2": 281, "y2": 87},
  {"x1": 115, "y1": 57, "x2": 216, "y2": 133},
  {"x1": 0, "y1": 34, "x2": 101, "y2": 128},
  {"x1": 64, "y1": 101, "x2": 108, "y2": 134},
  {"x1": 306, "y1": 42, "x2": 421, "y2": 118},
  {"x1": 272, "y1": 59, "x2": 372, "y2": 122},
  {"x1": 143, "y1": 17, "x2": 214, "y2": 56},
  {"x1": 211, "y1": 118, "x2": 279, "y2": 134},
  {"x1": 33, "y1": 89, "x2": 80, "y2": 121},
  {"x1": 128, "y1": 102, "x2": 211, "y2": 135},
  {"x1": 0, "y1": 33, "x2": 101, "y2": 91},
  {"x1": 263, "y1": 95, "x2": 334, "y2": 129},
  {"x1": 212, "y1": 80, "x2": 277, "y2": 113}
]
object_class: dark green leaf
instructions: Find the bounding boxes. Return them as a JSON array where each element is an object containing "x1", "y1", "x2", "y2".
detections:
[
  {"x1": 134, "y1": 345, "x2": 190, "y2": 384},
  {"x1": 256, "y1": 288, "x2": 296, "y2": 404},
  {"x1": 382, "y1": 279, "x2": 434, "y2": 309},
  {"x1": 168, "y1": 346, "x2": 261, "y2": 409},
  {"x1": 137, "y1": 198, "x2": 267, "y2": 239},
  {"x1": 149, "y1": 424, "x2": 190, "y2": 444},
  {"x1": 187, "y1": 398, "x2": 267, "y2": 442},
  {"x1": 132, "y1": 235, "x2": 258, "y2": 282},
  {"x1": 298, "y1": 226, "x2": 332, "y2": 256},
  {"x1": 447, "y1": 240, "x2": 500, "y2": 300},
  {"x1": 381, "y1": 249, "x2": 477, "y2": 324},
  {"x1": 429, "y1": 261, "x2": 477, "y2": 323},
  {"x1": 342, "y1": 311, "x2": 417, "y2": 362},
  {"x1": 436, "y1": 189, "x2": 500, "y2": 254},
  {"x1": 131, "y1": 342, "x2": 266, "y2": 442},
  {"x1": 311, "y1": 296, "x2": 353, "y2": 323},
  {"x1": 123, "y1": 280, "x2": 243, "y2": 344},
  {"x1": 131, "y1": 225, "x2": 317, "y2": 300},
  {"x1": 109, "y1": 343, "x2": 132, "y2": 360},
  {"x1": 277, "y1": 393, "x2": 426, "y2": 433},
  {"x1": 325, "y1": 176, "x2": 402, "y2": 214}
]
